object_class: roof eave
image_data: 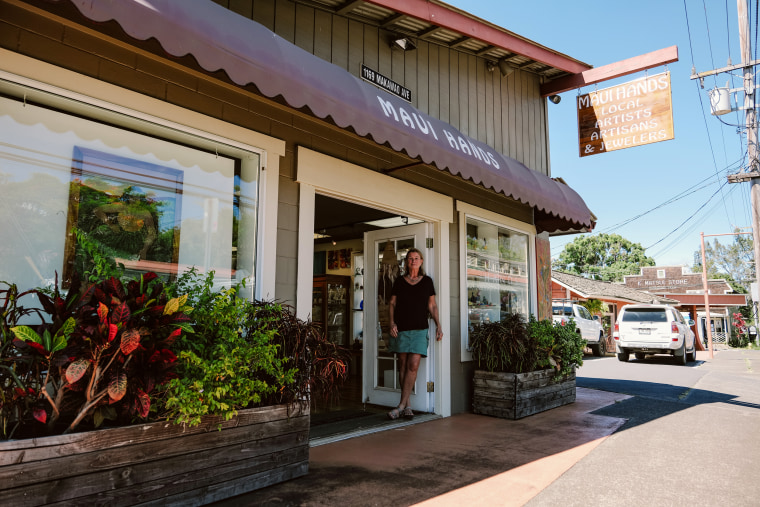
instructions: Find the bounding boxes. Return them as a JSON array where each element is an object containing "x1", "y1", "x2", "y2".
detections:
[{"x1": 364, "y1": 0, "x2": 592, "y2": 74}]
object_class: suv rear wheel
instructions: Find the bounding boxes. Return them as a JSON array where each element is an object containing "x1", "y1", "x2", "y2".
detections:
[
  {"x1": 617, "y1": 351, "x2": 629, "y2": 362},
  {"x1": 675, "y1": 344, "x2": 687, "y2": 366},
  {"x1": 590, "y1": 333, "x2": 607, "y2": 357}
]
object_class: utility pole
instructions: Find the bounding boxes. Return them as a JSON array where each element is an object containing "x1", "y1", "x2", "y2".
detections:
[
  {"x1": 692, "y1": 0, "x2": 760, "y2": 331},
  {"x1": 735, "y1": 0, "x2": 760, "y2": 331}
]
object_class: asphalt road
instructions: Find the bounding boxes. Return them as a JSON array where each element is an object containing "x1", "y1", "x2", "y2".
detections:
[{"x1": 528, "y1": 349, "x2": 760, "y2": 506}]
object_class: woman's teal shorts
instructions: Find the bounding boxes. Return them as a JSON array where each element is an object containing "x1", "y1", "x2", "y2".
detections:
[{"x1": 389, "y1": 328, "x2": 429, "y2": 357}]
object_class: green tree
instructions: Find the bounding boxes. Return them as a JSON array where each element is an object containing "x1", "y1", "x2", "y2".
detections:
[
  {"x1": 553, "y1": 233, "x2": 655, "y2": 282},
  {"x1": 692, "y1": 228, "x2": 754, "y2": 321},
  {"x1": 692, "y1": 228, "x2": 754, "y2": 293}
]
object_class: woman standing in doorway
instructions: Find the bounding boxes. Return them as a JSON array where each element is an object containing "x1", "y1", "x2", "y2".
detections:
[{"x1": 387, "y1": 248, "x2": 443, "y2": 420}]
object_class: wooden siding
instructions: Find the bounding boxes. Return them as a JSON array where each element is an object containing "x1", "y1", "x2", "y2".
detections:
[{"x1": 212, "y1": 0, "x2": 551, "y2": 176}]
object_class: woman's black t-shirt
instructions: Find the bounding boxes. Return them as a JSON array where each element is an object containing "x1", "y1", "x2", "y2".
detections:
[{"x1": 391, "y1": 275, "x2": 436, "y2": 331}]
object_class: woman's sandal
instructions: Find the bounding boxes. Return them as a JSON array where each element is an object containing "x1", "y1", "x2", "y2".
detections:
[
  {"x1": 387, "y1": 407, "x2": 402, "y2": 420},
  {"x1": 402, "y1": 407, "x2": 414, "y2": 420}
]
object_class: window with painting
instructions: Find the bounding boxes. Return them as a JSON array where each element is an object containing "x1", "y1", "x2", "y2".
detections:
[
  {"x1": 0, "y1": 89, "x2": 260, "y2": 298},
  {"x1": 465, "y1": 217, "x2": 530, "y2": 348}
]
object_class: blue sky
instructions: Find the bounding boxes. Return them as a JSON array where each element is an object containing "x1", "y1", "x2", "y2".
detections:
[{"x1": 445, "y1": 0, "x2": 753, "y2": 268}]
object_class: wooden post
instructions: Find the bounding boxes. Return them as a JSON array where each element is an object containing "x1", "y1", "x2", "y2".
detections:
[{"x1": 701, "y1": 232, "x2": 714, "y2": 359}]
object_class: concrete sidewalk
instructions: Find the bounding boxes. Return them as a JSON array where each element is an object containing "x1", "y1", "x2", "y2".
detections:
[
  {"x1": 217, "y1": 387, "x2": 629, "y2": 506},
  {"x1": 528, "y1": 348, "x2": 760, "y2": 506}
]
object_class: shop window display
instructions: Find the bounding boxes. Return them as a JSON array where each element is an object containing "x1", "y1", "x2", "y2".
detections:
[
  {"x1": 465, "y1": 217, "x2": 530, "y2": 348},
  {"x1": 0, "y1": 93, "x2": 260, "y2": 297}
]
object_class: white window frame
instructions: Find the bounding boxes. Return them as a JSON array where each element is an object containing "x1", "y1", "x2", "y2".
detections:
[
  {"x1": 457, "y1": 201, "x2": 537, "y2": 362},
  {"x1": 0, "y1": 50, "x2": 285, "y2": 299}
]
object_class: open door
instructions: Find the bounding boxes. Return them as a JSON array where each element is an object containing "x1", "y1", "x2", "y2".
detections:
[{"x1": 363, "y1": 223, "x2": 434, "y2": 413}]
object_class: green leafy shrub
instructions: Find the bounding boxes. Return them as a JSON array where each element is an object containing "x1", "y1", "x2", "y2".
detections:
[
  {"x1": 471, "y1": 313, "x2": 584, "y2": 376},
  {"x1": 161, "y1": 270, "x2": 350, "y2": 426},
  {"x1": 161, "y1": 275, "x2": 296, "y2": 426},
  {"x1": 540, "y1": 317, "x2": 586, "y2": 376}
]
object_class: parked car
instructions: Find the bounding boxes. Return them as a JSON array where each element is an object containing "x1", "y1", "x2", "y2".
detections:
[
  {"x1": 613, "y1": 304, "x2": 696, "y2": 365},
  {"x1": 552, "y1": 302, "x2": 606, "y2": 356}
]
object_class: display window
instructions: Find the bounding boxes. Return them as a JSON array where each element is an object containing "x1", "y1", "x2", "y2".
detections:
[
  {"x1": 0, "y1": 89, "x2": 260, "y2": 298},
  {"x1": 463, "y1": 215, "x2": 533, "y2": 352}
]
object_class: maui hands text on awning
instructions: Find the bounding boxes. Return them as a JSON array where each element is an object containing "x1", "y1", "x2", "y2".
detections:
[{"x1": 376, "y1": 95, "x2": 502, "y2": 169}]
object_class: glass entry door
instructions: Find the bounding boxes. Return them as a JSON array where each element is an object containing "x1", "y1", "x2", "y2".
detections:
[{"x1": 363, "y1": 223, "x2": 432, "y2": 412}]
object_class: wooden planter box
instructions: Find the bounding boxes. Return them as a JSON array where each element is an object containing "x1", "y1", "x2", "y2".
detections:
[
  {"x1": 473, "y1": 368, "x2": 576, "y2": 420},
  {"x1": 0, "y1": 404, "x2": 309, "y2": 506}
]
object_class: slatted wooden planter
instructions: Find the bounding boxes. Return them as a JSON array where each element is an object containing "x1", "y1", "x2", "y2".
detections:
[
  {"x1": 473, "y1": 368, "x2": 576, "y2": 420},
  {"x1": 0, "y1": 404, "x2": 309, "y2": 506}
]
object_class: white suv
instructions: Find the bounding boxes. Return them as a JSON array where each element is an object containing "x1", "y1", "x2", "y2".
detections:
[
  {"x1": 613, "y1": 304, "x2": 696, "y2": 365},
  {"x1": 552, "y1": 302, "x2": 606, "y2": 356}
]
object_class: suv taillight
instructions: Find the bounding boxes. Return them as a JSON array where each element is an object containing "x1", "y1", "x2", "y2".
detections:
[
  {"x1": 614, "y1": 322, "x2": 619, "y2": 332},
  {"x1": 671, "y1": 322, "x2": 679, "y2": 333}
]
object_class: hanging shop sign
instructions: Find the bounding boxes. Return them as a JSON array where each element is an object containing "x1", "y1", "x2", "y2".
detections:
[
  {"x1": 361, "y1": 64, "x2": 412, "y2": 102},
  {"x1": 578, "y1": 71, "x2": 674, "y2": 157}
]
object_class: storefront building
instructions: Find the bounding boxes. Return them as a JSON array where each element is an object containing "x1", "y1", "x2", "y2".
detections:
[
  {"x1": 552, "y1": 270, "x2": 680, "y2": 346},
  {"x1": 1, "y1": 0, "x2": 595, "y2": 418},
  {"x1": 623, "y1": 266, "x2": 749, "y2": 345}
]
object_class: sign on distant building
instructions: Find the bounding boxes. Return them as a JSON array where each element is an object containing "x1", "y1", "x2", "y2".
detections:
[
  {"x1": 622, "y1": 266, "x2": 732, "y2": 294},
  {"x1": 578, "y1": 71, "x2": 674, "y2": 157}
]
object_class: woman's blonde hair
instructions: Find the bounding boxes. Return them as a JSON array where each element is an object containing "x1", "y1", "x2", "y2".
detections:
[{"x1": 404, "y1": 248, "x2": 425, "y2": 276}]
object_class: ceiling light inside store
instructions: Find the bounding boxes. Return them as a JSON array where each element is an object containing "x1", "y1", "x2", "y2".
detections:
[{"x1": 363, "y1": 217, "x2": 423, "y2": 228}]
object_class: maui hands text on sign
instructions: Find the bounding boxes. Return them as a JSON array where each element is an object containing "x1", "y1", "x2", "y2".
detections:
[{"x1": 577, "y1": 72, "x2": 674, "y2": 157}]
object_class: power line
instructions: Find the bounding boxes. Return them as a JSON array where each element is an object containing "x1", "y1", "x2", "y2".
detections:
[
  {"x1": 550, "y1": 155, "x2": 746, "y2": 257},
  {"x1": 649, "y1": 183, "x2": 743, "y2": 259},
  {"x1": 685, "y1": 0, "x2": 735, "y2": 226},
  {"x1": 646, "y1": 179, "x2": 732, "y2": 250}
]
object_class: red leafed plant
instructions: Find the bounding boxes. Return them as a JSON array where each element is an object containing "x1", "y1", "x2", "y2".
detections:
[{"x1": 9, "y1": 271, "x2": 188, "y2": 435}]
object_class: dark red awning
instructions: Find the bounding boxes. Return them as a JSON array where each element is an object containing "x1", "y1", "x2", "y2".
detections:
[{"x1": 51, "y1": 0, "x2": 594, "y2": 233}]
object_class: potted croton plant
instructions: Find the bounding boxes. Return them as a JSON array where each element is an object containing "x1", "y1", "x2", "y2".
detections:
[
  {"x1": 470, "y1": 313, "x2": 585, "y2": 420},
  {"x1": 0, "y1": 265, "x2": 349, "y2": 505}
]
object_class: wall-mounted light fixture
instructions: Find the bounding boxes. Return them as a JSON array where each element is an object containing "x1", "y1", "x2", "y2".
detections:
[
  {"x1": 497, "y1": 60, "x2": 516, "y2": 77},
  {"x1": 391, "y1": 36, "x2": 416, "y2": 51},
  {"x1": 487, "y1": 59, "x2": 516, "y2": 77},
  {"x1": 548, "y1": 94, "x2": 562, "y2": 104}
]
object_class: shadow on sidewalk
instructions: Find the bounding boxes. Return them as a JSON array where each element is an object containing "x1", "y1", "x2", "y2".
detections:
[
  {"x1": 583, "y1": 378, "x2": 760, "y2": 431},
  {"x1": 210, "y1": 388, "x2": 628, "y2": 507}
]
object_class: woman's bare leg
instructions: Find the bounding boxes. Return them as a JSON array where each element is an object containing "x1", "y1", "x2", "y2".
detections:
[{"x1": 398, "y1": 353, "x2": 421, "y2": 409}]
